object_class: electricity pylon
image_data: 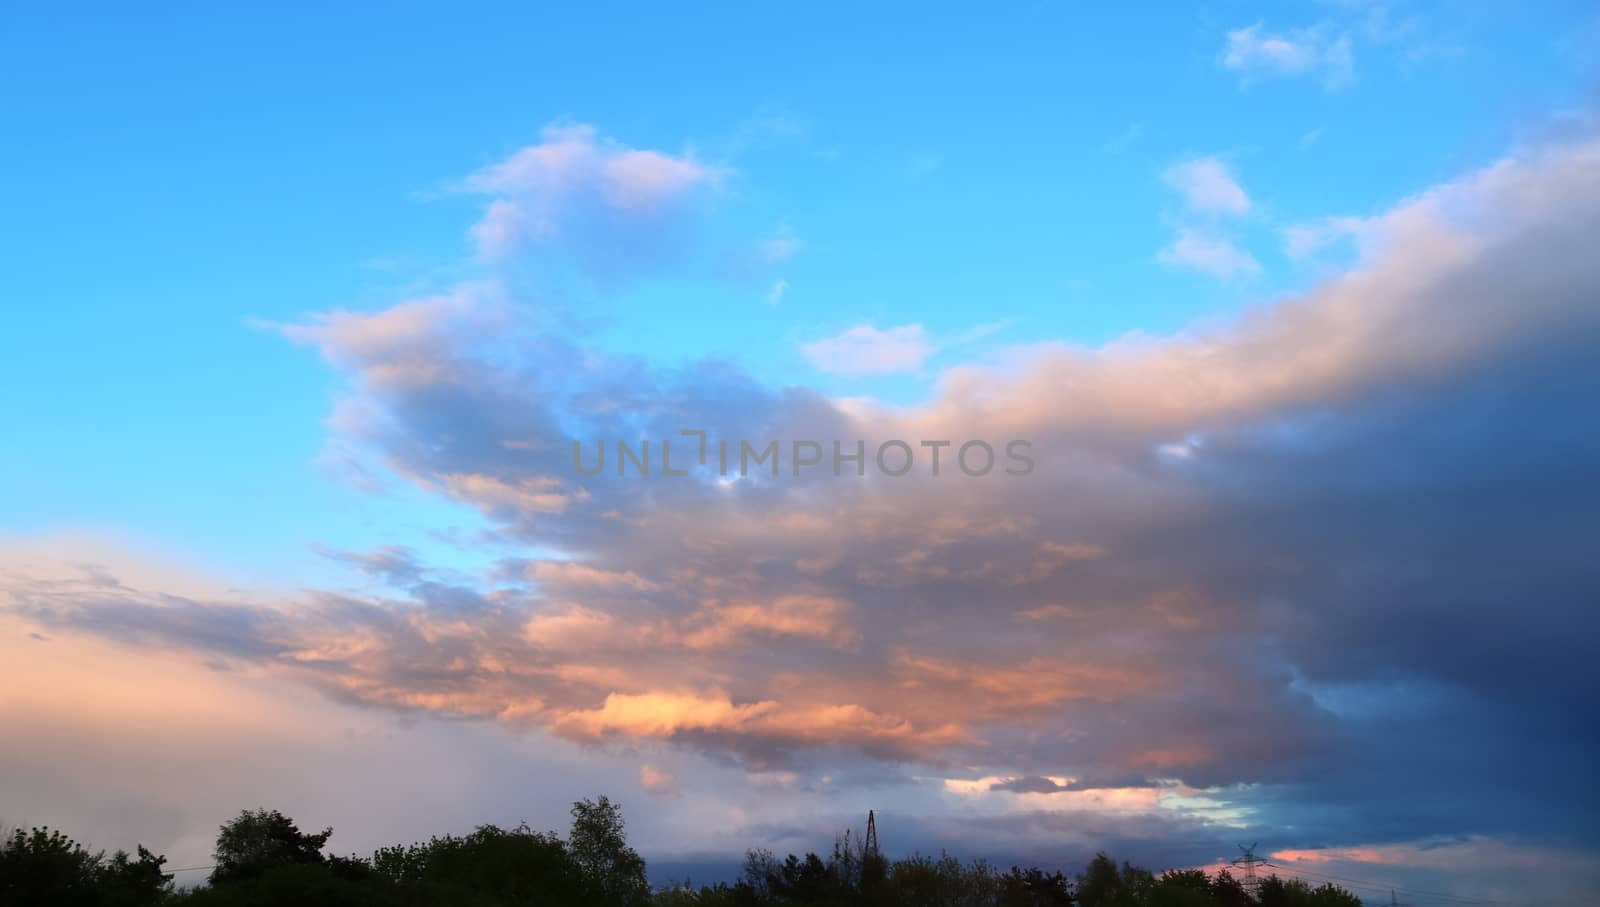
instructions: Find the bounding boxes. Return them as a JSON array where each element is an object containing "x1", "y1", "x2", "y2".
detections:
[{"x1": 1231, "y1": 843, "x2": 1270, "y2": 897}]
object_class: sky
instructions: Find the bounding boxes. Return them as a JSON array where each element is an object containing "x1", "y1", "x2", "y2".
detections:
[{"x1": 2, "y1": 1, "x2": 1599, "y2": 904}]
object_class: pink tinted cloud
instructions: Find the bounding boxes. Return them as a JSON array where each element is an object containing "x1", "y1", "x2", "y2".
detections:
[
  {"x1": 801, "y1": 323, "x2": 935, "y2": 375},
  {"x1": 458, "y1": 121, "x2": 722, "y2": 260}
]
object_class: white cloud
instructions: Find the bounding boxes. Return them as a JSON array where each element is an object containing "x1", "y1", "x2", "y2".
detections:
[
  {"x1": 1163, "y1": 157, "x2": 1251, "y2": 215},
  {"x1": 758, "y1": 225, "x2": 802, "y2": 264},
  {"x1": 1284, "y1": 215, "x2": 1370, "y2": 259},
  {"x1": 600, "y1": 149, "x2": 717, "y2": 212},
  {"x1": 459, "y1": 122, "x2": 722, "y2": 260},
  {"x1": 768, "y1": 280, "x2": 790, "y2": 305},
  {"x1": 463, "y1": 124, "x2": 719, "y2": 210},
  {"x1": 1221, "y1": 23, "x2": 1353, "y2": 88},
  {"x1": 1158, "y1": 158, "x2": 1255, "y2": 279},
  {"x1": 1158, "y1": 229, "x2": 1262, "y2": 278},
  {"x1": 470, "y1": 199, "x2": 533, "y2": 259},
  {"x1": 952, "y1": 319, "x2": 1016, "y2": 345},
  {"x1": 801, "y1": 323, "x2": 935, "y2": 376}
]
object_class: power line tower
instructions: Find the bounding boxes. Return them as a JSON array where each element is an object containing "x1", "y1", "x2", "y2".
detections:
[
  {"x1": 1231, "y1": 843, "x2": 1270, "y2": 898},
  {"x1": 863, "y1": 810, "x2": 879, "y2": 861}
]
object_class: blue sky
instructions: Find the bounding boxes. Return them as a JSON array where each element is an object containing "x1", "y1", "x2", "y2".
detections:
[
  {"x1": 4, "y1": 2, "x2": 1592, "y2": 581},
  {"x1": 3, "y1": 3, "x2": 1600, "y2": 903}
]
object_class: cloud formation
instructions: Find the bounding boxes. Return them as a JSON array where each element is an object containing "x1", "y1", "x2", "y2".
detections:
[
  {"x1": 1157, "y1": 228, "x2": 1261, "y2": 278},
  {"x1": 1163, "y1": 158, "x2": 1251, "y2": 215},
  {"x1": 1158, "y1": 157, "x2": 1257, "y2": 278},
  {"x1": 1221, "y1": 23, "x2": 1353, "y2": 88},
  {"x1": 1282, "y1": 214, "x2": 1373, "y2": 260},
  {"x1": 801, "y1": 323, "x2": 936, "y2": 375},
  {"x1": 8, "y1": 131, "x2": 1600, "y2": 902},
  {"x1": 458, "y1": 122, "x2": 723, "y2": 277}
]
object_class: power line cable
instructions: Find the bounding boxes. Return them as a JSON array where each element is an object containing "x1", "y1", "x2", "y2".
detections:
[{"x1": 1268, "y1": 864, "x2": 1522, "y2": 907}]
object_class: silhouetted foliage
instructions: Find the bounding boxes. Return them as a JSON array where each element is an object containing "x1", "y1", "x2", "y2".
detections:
[
  {"x1": 570, "y1": 796, "x2": 650, "y2": 906},
  {"x1": 1255, "y1": 876, "x2": 1363, "y2": 907},
  {"x1": 0, "y1": 827, "x2": 170, "y2": 907},
  {"x1": 208, "y1": 809, "x2": 332, "y2": 886},
  {"x1": 1148, "y1": 869, "x2": 1212, "y2": 907},
  {"x1": 370, "y1": 821, "x2": 585, "y2": 902},
  {"x1": 1210, "y1": 870, "x2": 1251, "y2": 907},
  {"x1": 1, "y1": 804, "x2": 1370, "y2": 907},
  {"x1": 98, "y1": 848, "x2": 174, "y2": 907},
  {"x1": 999, "y1": 865, "x2": 1074, "y2": 906}
]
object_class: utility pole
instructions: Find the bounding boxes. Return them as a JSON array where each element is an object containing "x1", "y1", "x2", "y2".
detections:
[
  {"x1": 1231, "y1": 843, "x2": 1270, "y2": 898},
  {"x1": 864, "y1": 810, "x2": 879, "y2": 861}
]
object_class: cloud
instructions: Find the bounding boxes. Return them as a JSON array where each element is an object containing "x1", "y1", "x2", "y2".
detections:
[
  {"x1": 471, "y1": 200, "x2": 531, "y2": 259},
  {"x1": 552, "y1": 690, "x2": 963, "y2": 759},
  {"x1": 456, "y1": 122, "x2": 723, "y2": 277},
  {"x1": 720, "y1": 225, "x2": 801, "y2": 297},
  {"x1": 556, "y1": 690, "x2": 778, "y2": 740},
  {"x1": 462, "y1": 123, "x2": 718, "y2": 214},
  {"x1": 679, "y1": 595, "x2": 859, "y2": 652},
  {"x1": 1158, "y1": 158, "x2": 1255, "y2": 279},
  {"x1": 272, "y1": 281, "x2": 511, "y2": 391},
  {"x1": 1158, "y1": 228, "x2": 1261, "y2": 278},
  {"x1": 529, "y1": 560, "x2": 661, "y2": 592},
  {"x1": 640, "y1": 764, "x2": 676, "y2": 795},
  {"x1": 756, "y1": 225, "x2": 802, "y2": 264},
  {"x1": 600, "y1": 149, "x2": 717, "y2": 212},
  {"x1": 801, "y1": 323, "x2": 936, "y2": 376},
  {"x1": 1283, "y1": 214, "x2": 1370, "y2": 258},
  {"x1": 989, "y1": 775, "x2": 1070, "y2": 794},
  {"x1": 1163, "y1": 158, "x2": 1251, "y2": 215},
  {"x1": 1221, "y1": 23, "x2": 1354, "y2": 88},
  {"x1": 11, "y1": 132, "x2": 1600, "y2": 900},
  {"x1": 984, "y1": 774, "x2": 1162, "y2": 795}
]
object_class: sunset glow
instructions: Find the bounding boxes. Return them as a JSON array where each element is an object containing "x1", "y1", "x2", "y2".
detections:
[{"x1": 3, "y1": 4, "x2": 1598, "y2": 905}]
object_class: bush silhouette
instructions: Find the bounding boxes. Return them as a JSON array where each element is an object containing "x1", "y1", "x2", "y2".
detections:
[{"x1": 1, "y1": 802, "x2": 1377, "y2": 907}]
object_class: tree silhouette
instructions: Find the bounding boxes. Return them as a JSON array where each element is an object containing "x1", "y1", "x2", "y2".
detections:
[
  {"x1": 208, "y1": 809, "x2": 332, "y2": 886},
  {"x1": 1209, "y1": 869, "x2": 1251, "y2": 907},
  {"x1": 0, "y1": 826, "x2": 170, "y2": 907},
  {"x1": 1147, "y1": 869, "x2": 1212, "y2": 907},
  {"x1": 4, "y1": 804, "x2": 1380, "y2": 907},
  {"x1": 569, "y1": 797, "x2": 650, "y2": 906}
]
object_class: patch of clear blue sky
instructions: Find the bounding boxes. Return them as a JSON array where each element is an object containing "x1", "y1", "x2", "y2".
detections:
[{"x1": 1, "y1": 1, "x2": 1593, "y2": 580}]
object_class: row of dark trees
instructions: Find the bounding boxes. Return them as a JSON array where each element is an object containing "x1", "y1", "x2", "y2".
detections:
[{"x1": 1, "y1": 799, "x2": 1362, "y2": 907}]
